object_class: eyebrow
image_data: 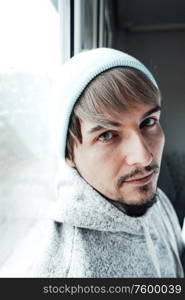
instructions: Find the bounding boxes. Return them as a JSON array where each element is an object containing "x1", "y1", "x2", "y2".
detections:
[
  {"x1": 87, "y1": 105, "x2": 161, "y2": 134},
  {"x1": 142, "y1": 105, "x2": 161, "y2": 118},
  {"x1": 87, "y1": 122, "x2": 121, "y2": 134}
]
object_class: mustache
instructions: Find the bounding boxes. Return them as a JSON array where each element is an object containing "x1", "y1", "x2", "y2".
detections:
[{"x1": 117, "y1": 164, "x2": 159, "y2": 188}]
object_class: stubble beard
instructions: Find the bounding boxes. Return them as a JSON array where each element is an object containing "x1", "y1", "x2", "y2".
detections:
[
  {"x1": 115, "y1": 165, "x2": 160, "y2": 217},
  {"x1": 117, "y1": 183, "x2": 158, "y2": 217}
]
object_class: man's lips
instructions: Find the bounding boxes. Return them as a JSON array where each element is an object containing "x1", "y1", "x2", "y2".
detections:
[{"x1": 124, "y1": 171, "x2": 154, "y2": 185}]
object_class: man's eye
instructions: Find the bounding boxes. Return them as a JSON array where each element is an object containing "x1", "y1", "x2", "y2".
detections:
[
  {"x1": 98, "y1": 131, "x2": 114, "y2": 142},
  {"x1": 141, "y1": 117, "x2": 157, "y2": 128}
]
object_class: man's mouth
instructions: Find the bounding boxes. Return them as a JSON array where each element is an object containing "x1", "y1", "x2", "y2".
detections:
[{"x1": 124, "y1": 171, "x2": 154, "y2": 185}]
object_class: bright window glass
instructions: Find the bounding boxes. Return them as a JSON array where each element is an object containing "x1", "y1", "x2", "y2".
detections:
[{"x1": 0, "y1": 0, "x2": 60, "y2": 71}]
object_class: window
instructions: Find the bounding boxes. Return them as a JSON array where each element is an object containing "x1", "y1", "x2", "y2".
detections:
[
  {"x1": 60, "y1": 0, "x2": 113, "y2": 62},
  {"x1": 0, "y1": 0, "x2": 60, "y2": 71}
]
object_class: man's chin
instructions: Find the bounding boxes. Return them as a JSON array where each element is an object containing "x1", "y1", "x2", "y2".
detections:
[{"x1": 118, "y1": 191, "x2": 157, "y2": 217}]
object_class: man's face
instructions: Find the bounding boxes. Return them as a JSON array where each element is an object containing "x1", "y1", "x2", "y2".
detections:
[{"x1": 67, "y1": 101, "x2": 165, "y2": 210}]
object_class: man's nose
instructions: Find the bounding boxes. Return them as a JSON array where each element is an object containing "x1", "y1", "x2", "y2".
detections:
[{"x1": 124, "y1": 131, "x2": 153, "y2": 167}]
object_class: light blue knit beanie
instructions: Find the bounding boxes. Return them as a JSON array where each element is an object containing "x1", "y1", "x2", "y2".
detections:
[{"x1": 49, "y1": 47, "x2": 158, "y2": 160}]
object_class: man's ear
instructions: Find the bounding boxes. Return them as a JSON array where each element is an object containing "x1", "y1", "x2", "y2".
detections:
[{"x1": 66, "y1": 156, "x2": 76, "y2": 168}]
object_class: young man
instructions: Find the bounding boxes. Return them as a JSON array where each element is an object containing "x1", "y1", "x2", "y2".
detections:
[{"x1": 1, "y1": 48, "x2": 185, "y2": 277}]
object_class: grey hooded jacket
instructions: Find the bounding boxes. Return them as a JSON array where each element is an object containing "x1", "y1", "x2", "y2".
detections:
[{"x1": 1, "y1": 162, "x2": 184, "y2": 278}]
